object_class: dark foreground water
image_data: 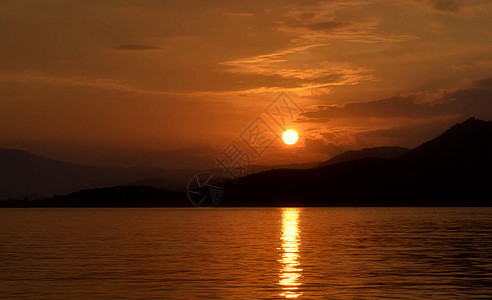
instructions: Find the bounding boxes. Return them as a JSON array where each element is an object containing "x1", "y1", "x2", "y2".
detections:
[{"x1": 1, "y1": 208, "x2": 492, "y2": 299}]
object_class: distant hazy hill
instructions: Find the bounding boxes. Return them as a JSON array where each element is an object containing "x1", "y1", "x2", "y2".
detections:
[
  {"x1": 0, "y1": 186, "x2": 187, "y2": 207},
  {"x1": 2, "y1": 118, "x2": 491, "y2": 207},
  {"x1": 0, "y1": 148, "x2": 320, "y2": 200},
  {"x1": 317, "y1": 146, "x2": 409, "y2": 167},
  {"x1": 0, "y1": 149, "x2": 196, "y2": 199},
  {"x1": 222, "y1": 118, "x2": 492, "y2": 206}
]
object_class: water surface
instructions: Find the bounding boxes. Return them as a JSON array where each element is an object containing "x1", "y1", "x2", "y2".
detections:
[{"x1": 1, "y1": 207, "x2": 491, "y2": 299}]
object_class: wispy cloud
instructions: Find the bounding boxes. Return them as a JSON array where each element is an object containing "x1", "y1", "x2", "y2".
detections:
[
  {"x1": 115, "y1": 44, "x2": 161, "y2": 51},
  {"x1": 221, "y1": 44, "x2": 374, "y2": 95},
  {"x1": 0, "y1": 71, "x2": 341, "y2": 98},
  {"x1": 223, "y1": 12, "x2": 254, "y2": 17},
  {"x1": 0, "y1": 72, "x2": 174, "y2": 96},
  {"x1": 278, "y1": 16, "x2": 417, "y2": 44},
  {"x1": 277, "y1": 2, "x2": 417, "y2": 44}
]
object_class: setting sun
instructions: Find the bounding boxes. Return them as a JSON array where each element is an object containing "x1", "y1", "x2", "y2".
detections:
[{"x1": 282, "y1": 130, "x2": 299, "y2": 145}]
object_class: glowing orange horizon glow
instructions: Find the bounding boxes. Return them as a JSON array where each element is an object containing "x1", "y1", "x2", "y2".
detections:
[{"x1": 279, "y1": 208, "x2": 303, "y2": 298}]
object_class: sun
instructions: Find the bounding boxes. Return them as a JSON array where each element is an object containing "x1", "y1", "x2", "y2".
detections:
[{"x1": 282, "y1": 130, "x2": 299, "y2": 145}]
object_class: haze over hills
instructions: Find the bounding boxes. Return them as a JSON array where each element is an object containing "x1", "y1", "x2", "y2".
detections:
[
  {"x1": 0, "y1": 145, "x2": 401, "y2": 201},
  {"x1": 0, "y1": 149, "x2": 197, "y2": 199},
  {"x1": 1, "y1": 118, "x2": 491, "y2": 207},
  {"x1": 316, "y1": 146, "x2": 409, "y2": 167},
  {"x1": 0, "y1": 148, "x2": 320, "y2": 200},
  {"x1": 0, "y1": 185, "x2": 188, "y2": 208}
]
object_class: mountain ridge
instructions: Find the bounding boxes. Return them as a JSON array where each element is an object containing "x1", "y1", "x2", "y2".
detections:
[
  {"x1": 0, "y1": 147, "x2": 320, "y2": 200},
  {"x1": 1, "y1": 117, "x2": 491, "y2": 206},
  {"x1": 316, "y1": 146, "x2": 409, "y2": 167},
  {"x1": 221, "y1": 118, "x2": 492, "y2": 206}
]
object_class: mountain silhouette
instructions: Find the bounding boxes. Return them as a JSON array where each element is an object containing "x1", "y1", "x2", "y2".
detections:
[
  {"x1": 221, "y1": 118, "x2": 492, "y2": 206},
  {"x1": 401, "y1": 117, "x2": 492, "y2": 164},
  {"x1": 1, "y1": 118, "x2": 491, "y2": 207},
  {"x1": 0, "y1": 148, "x2": 320, "y2": 201}
]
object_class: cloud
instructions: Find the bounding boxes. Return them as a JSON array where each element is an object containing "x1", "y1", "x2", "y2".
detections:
[
  {"x1": 296, "y1": 77, "x2": 492, "y2": 151},
  {"x1": 221, "y1": 44, "x2": 374, "y2": 94},
  {"x1": 0, "y1": 72, "x2": 175, "y2": 96},
  {"x1": 303, "y1": 137, "x2": 351, "y2": 156},
  {"x1": 300, "y1": 117, "x2": 463, "y2": 154},
  {"x1": 223, "y1": 12, "x2": 254, "y2": 17},
  {"x1": 283, "y1": 19, "x2": 352, "y2": 33},
  {"x1": 279, "y1": 20, "x2": 416, "y2": 44},
  {"x1": 300, "y1": 95, "x2": 431, "y2": 121},
  {"x1": 115, "y1": 44, "x2": 161, "y2": 51},
  {"x1": 302, "y1": 129, "x2": 357, "y2": 157},
  {"x1": 354, "y1": 119, "x2": 459, "y2": 147},
  {"x1": 300, "y1": 78, "x2": 492, "y2": 122},
  {"x1": 0, "y1": 71, "x2": 318, "y2": 98},
  {"x1": 410, "y1": 0, "x2": 489, "y2": 14},
  {"x1": 474, "y1": 77, "x2": 492, "y2": 87},
  {"x1": 306, "y1": 21, "x2": 350, "y2": 31},
  {"x1": 432, "y1": 0, "x2": 463, "y2": 12},
  {"x1": 277, "y1": 2, "x2": 417, "y2": 44}
]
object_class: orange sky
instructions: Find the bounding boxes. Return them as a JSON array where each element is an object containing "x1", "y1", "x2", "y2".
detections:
[{"x1": 1, "y1": 0, "x2": 492, "y2": 169}]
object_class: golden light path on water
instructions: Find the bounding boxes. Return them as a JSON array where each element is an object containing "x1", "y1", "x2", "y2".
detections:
[{"x1": 279, "y1": 208, "x2": 303, "y2": 298}]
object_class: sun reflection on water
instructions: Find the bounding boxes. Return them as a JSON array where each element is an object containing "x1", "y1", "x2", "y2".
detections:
[{"x1": 279, "y1": 208, "x2": 302, "y2": 298}]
